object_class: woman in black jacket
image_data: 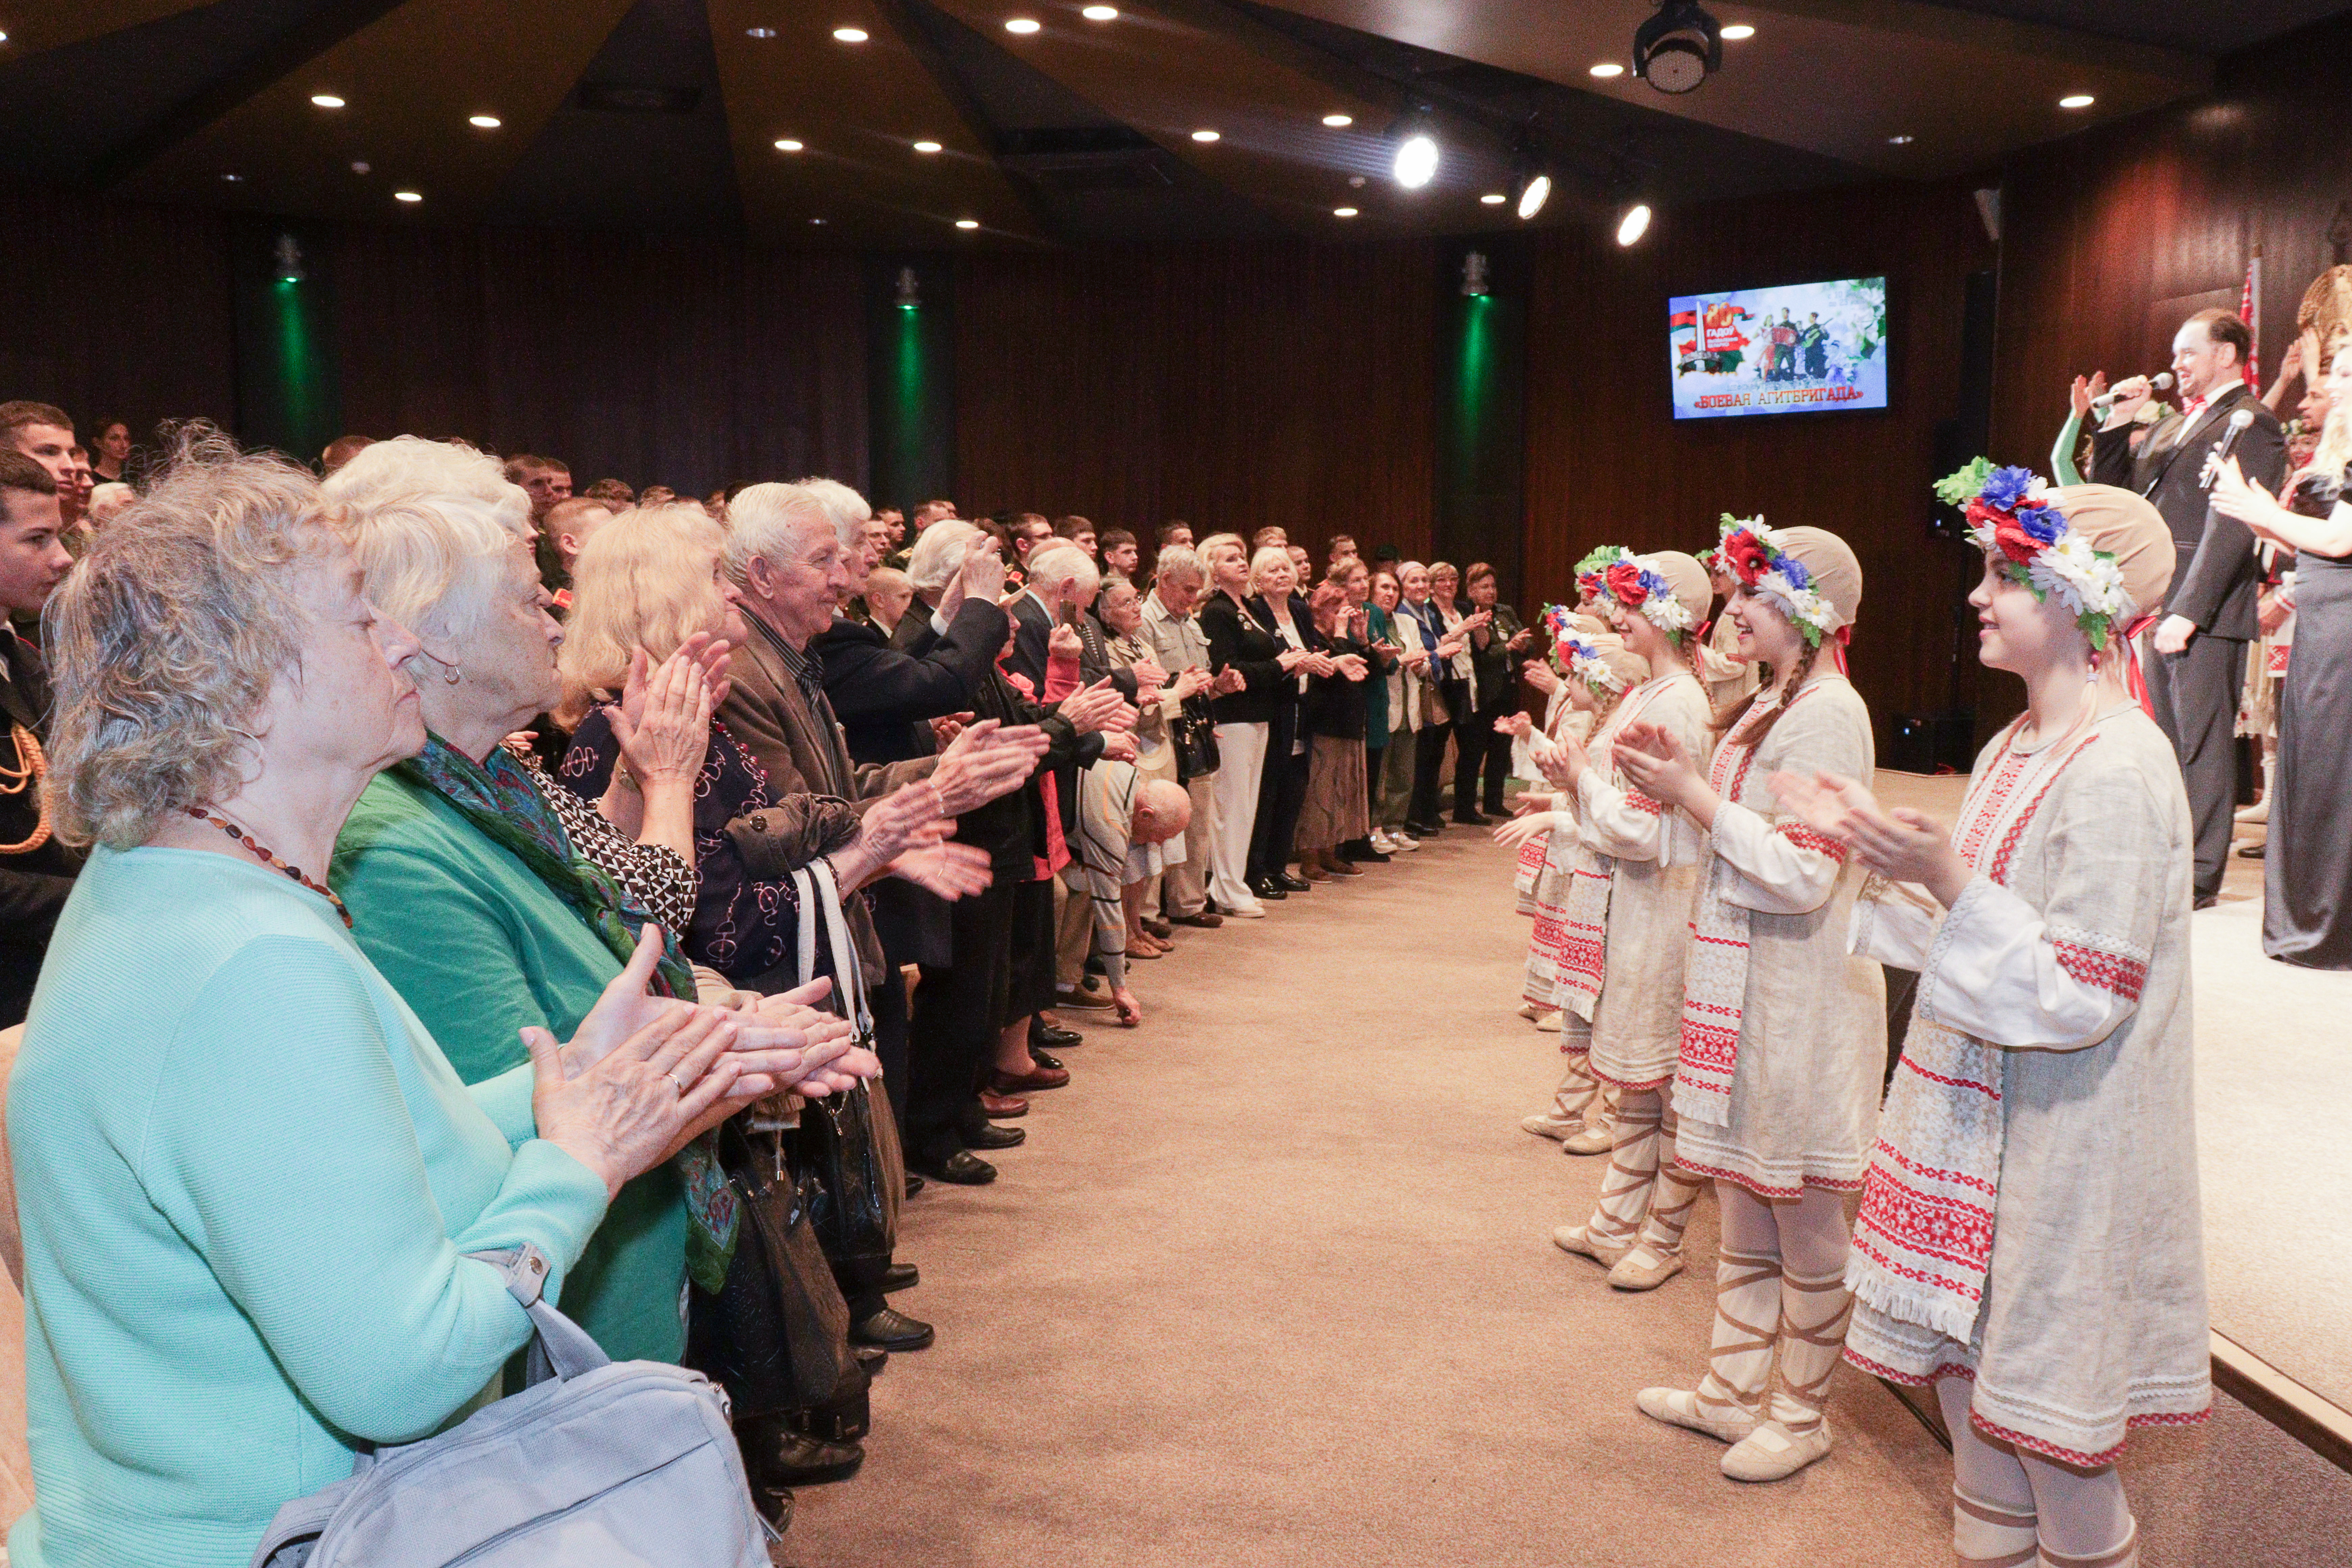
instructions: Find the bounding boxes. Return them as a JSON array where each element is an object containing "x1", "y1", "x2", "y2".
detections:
[
  {"x1": 1199, "y1": 534, "x2": 1314, "y2": 911},
  {"x1": 1240, "y1": 546, "x2": 1331, "y2": 899},
  {"x1": 1295, "y1": 580, "x2": 1375, "y2": 880}
]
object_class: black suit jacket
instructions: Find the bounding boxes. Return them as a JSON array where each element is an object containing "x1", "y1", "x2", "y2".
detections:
[
  {"x1": 1008, "y1": 591, "x2": 1138, "y2": 704},
  {"x1": 2089, "y1": 383, "x2": 2286, "y2": 640},
  {"x1": 812, "y1": 597, "x2": 1010, "y2": 767},
  {"x1": 0, "y1": 630, "x2": 87, "y2": 1028},
  {"x1": 1198, "y1": 591, "x2": 1289, "y2": 726}
]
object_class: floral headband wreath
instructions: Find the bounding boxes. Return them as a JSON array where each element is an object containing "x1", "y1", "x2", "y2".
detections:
[
  {"x1": 1712, "y1": 515, "x2": 1837, "y2": 648},
  {"x1": 1572, "y1": 546, "x2": 1695, "y2": 640},
  {"x1": 1540, "y1": 605, "x2": 1630, "y2": 697},
  {"x1": 1935, "y1": 459, "x2": 2132, "y2": 650}
]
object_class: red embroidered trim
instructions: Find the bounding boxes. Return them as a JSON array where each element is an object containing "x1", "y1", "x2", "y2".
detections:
[
  {"x1": 1896, "y1": 1055, "x2": 2004, "y2": 1100},
  {"x1": 1870, "y1": 1138, "x2": 1999, "y2": 1200},
  {"x1": 1846, "y1": 1230, "x2": 1986, "y2": 1303},
  {"x1": 2052, "y1": 939, "x2": 2147, "y2": 1001},
  {"x1": 1988, "y1": 736, "x2": 2100, "y2": 885},
  {"x1": 1957, "y1": 733, "x2": 2031, "y2": 865},
  {"x1": 1774, "y1": 823, "x2": 1849, "y2": 861},
  {"x1": 1855, "y1": 1176, "x2": 1995, "y2": 1273},
  {"x1": 1673, "y1": 1156, "x2": 1864, "y2": 1200},
  {"x1": 1968, "y1": 1407, "x2": 2209, "y2": 1470},
  {"x1": 1841, "y1": 1349, "x2": 1978, "y2": 1388},
  {"x1": 1589, "y1": 1064, "x2": 1673, "y2": 1092},
  {"x1": 1626, "y1": 792, "x2": 1664, "y2": 816}
]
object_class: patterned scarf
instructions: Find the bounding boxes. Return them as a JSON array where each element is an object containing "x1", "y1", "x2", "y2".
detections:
[
  {"x1": 1555, "y1": 677, "x2": 1677, "y2": 1023},
  {"x1": 395, "y1": 734, "x2": 740, "y2": 1294},
  {"x1": 1845, "y1": 721, "x2": 2101, "y2": 1344},
  {"x1": 1672, "y1": 683, "x2": 1845, "y2": 1126}
]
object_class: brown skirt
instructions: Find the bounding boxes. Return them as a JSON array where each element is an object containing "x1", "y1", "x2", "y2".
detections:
[{"x1": 1296, "y1": 735, "x2": 1370, "y2": 851}]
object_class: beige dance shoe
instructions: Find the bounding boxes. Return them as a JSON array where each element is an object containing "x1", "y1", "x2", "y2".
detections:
[
  {"x1": 1635, "y1": 1386, "x2": 1759, "y2": 1444},
  {"x1": 1551, "y1": 1223, "x2": 1631, "y2": 1268},
  {"x1": 1520, "y1": 1109, "x2": 1580, "y2": 1140},
  {"x1": 1533, "y1": 1010, "x2": 1565, "y2": 1032},
  {"x1": 1517, "y1": 1002, "x2": 1542, "y2": 1021},
  {"x1": 1607, "y1": 1245, "x2": 1686, "y2": 1292},
  {"x1": 1720, "y1": 1417, "x2": 1833, "y2": 1481},
  {"x1": 1560, "y1": 1123, "x2": 1614, "y2": 1156}
]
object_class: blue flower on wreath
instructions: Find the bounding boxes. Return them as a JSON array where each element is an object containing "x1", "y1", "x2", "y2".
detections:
[
  {"x1": 2013, "y1": 504, "x2": 2064, "y2": 546},
  {"x1": 1778, "y1": 554, "x2": 1812, "y2": 590},
  {"x1": 1980, "y1": 465, "x2": 2039, "y2": 511}
]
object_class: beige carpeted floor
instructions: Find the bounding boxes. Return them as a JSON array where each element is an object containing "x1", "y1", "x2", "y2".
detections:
[{"x1": 785, "y1": 815, "x2": 2352, "y2": 1568}]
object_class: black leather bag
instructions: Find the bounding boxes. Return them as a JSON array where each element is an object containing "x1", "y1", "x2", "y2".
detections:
[
  {"x1": 798, "y1": 1077, "x2": 904, "y2": 1295},
  {"x1": 1170, "y1": 695, "x2": 1222, "y2": 782},
  {"x1": 685, "y1": 1118, "x2": 867, "y2": 1423}
]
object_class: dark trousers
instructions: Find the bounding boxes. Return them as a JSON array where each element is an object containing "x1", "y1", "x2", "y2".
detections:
[
  {"x1": 1408, "y1": 704, "x2": 1454, "y2": 825},
  {"x1": 1249, "y1": 716, "x2": 1311, "y2": 879},
  {"x1": 1456, "y1": 700, "x2": 1513, "y2": 818},
  {"x1": 1364, "y1": 743, "x2": 1385, "y2": 820},
  {"x1": 907, "y1": 881, "x2": 1015, "y2": 1164},
  {"x1": 2146, "y1": 632, "x2": 2245, "y2": 898}
]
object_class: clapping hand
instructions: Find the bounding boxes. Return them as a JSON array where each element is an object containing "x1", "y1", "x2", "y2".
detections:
[
  {"x1": 931, "y1": 710, "x2": 973, "y2": 749},
  {"x1": 1507, "y1": 626, "x2": 1535, "y2": 653},
  {"x1": 1334, "y1": 653, "x2": 1369, "y2": 682},
  {"x1": 1494, "y1": 711, "x2": 1533, "y2": 738},
  {"x1": 1523, "y1": 661, "x2": 1560, "y2": 696},
  {"x1": 932, "y1": 718, "x2": 1051, "y2": 813},
  {"x1": 1057, "y1": 676, "x2": 1127, "y2": 735},
  {"x1": 1770, "y1": 769, "x2": 1971, "y2": 905},
  {"x1": 1612, "y1": 720, "x2": 1707, "y2": 814},
  {"x1": 1129, "y1": 657, "x2": 1168, "y2": 693},
  {"x1": 1492, "y1": 812, "x2": 1555, "y2": 848},
  {"x1": 890, "y1": 837, "x2": 995, "y2": 901},
  {"x1": 2209, "y1": 455, "x2": 2290, "y2": 543},
  {"x1": 1213, "y1": 666, "x2": 1247, "y2": 695},
  {"x1": 1530, "y1": 731, "x2": 1586, "y2": 788},
  {"x1": 2068, "y1": 371, "x2": 2108, "y2": 422},
  {"x1": 1170, "y1": 667, "x2": 1213, "y2": 702},
  {"x1": 1099, "y1": 730, "x2": 1140, "y2": 763},
  {"x1": 528, "y1": 1004, "x2": 745, "y2": 1198},
  {"x1": 607, "y1": 645, "x2": 716, "y2": 789}
]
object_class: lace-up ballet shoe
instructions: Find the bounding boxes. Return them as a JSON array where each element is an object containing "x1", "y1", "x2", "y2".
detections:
[
  {"x1": 1521, "y1": 1110, "x2": 1581, "y2": 1141},
  {"x1": 1952, "y1": 1486, "x2": 2038, "y2": 1567},
  {"x1": 1561, "y1": 1123, "x2": 1615, "y2": 1155},
  {"x1": 1607, "y1": 1246, "x2": 1686, "y2": 1292},
  {"x1": 1533, "y1": 1010, "x2": 1564, "y2": 1032},
  {"x1": 1636, "y1": 1385, "x2": 1759, "y2": 1444},
  {"x1": 1517, "y1": 1002, "x2": 1542, "y2": 1021},
  {"x1": 1721, "y1": 1418, "x2": 1833, "y2": 1482},
  {"x1": 1551, "y1": 1223, "x2": 1630, "y2": 1268}
]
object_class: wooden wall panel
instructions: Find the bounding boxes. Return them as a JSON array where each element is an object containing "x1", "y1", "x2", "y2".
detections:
[
  {"x1": 1525, "y1": 179, "x2": 1997, "y2": 740},
  {"x1": 953, "y1": 239, "x2": 1438, "y2": 556}
]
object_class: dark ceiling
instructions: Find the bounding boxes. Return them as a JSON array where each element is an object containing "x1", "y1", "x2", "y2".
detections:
[{"x1": 0, "y1": 1, "x2": 2338, "y2": 247}]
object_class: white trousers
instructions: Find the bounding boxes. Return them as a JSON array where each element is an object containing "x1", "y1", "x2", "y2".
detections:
[
  {"x1": 1209, "y1": 721, "x2": 1269, "y2": 909},
  {"x1": 1162, "y1": 771, "x2": 1220, "y2": 916}
]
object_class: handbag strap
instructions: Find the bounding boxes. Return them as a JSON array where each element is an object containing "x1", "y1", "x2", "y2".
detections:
[{"x1": 790, "y1": 861, "x2": 872, "y2": 1043}]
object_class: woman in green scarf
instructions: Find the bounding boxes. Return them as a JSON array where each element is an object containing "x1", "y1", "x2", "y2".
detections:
[{"x1": 323, "y1": 439, "x2": 884, "y2": 1366}]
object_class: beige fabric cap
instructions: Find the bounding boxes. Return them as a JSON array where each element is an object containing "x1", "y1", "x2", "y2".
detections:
[
  {"x1": 1774, "y1": 526, "x2": 1863, "y2": 632},
  {"x1": 2044, "y1": 484, "x2": 2173, "y2": 623},
  {"x1": 1643, "y1": 549, "x2": 1710, "y2": 631}
]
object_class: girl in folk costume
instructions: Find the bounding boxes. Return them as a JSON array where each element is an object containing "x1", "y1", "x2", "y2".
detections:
[
  {"x1": 1693, "y1": 545, "x2": 1764, "y2": 709},
  {"x1": 1785, "y1": 470, "x2": 2201, "y2": 1568},
  {"x1": 1537, "y1": 548, "x2": 1715, "y2": 1290},
  {"x1": 1609, "y1": 520, "x2": 1887, "y2": 1484},
  {"x1": 1499, "y1": 621, "x2": 1650, "y2": 1152}
]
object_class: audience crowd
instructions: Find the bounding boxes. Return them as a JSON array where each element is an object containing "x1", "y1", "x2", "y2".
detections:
[{"x1": 0, "y1": 401, "x2": 1544, "y2": 1568}]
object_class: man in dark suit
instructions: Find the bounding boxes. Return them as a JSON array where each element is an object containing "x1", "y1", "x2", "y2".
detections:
[
  {"x1": 2090, "y1": 308, "x2": 2287, "y2": 903},
  {"x1": 0, "y1": 451, "x2": 83, "y2": 1027},
  {"x1": 1005, "y1": 543, "x2": 1152, "y2": 702}
]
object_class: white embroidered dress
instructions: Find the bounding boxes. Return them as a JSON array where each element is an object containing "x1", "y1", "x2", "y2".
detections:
[
  {"x1": 1520, "y1": 705, "x2": 1596, "y2": 1006},
  {"x1": 1842, "y1": 707, "x2": 2209, "y2": 1466},
  {"x1": 1575, "y1": 669, "x2": 1712, "y2": 1091},
  {"x1": 1671, "y1": 676, "x2": 1887, "y2": 1197}
]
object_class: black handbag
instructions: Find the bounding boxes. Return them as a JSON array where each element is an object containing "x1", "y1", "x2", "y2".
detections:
[
  {"x1": 798, "y1": 1076, "x2": 904, "y2": 1295},
  {"x1": 1170, "y1": 694, "x2": 1222, "y2": 782},
  {"x1": 685, "y1": 1118, "x2": 867, "y2": 1423}
]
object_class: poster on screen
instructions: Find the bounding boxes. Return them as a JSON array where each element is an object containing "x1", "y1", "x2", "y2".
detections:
[{"x1": 1667, "y1": 276, "x2": 1889, "y2": 420}]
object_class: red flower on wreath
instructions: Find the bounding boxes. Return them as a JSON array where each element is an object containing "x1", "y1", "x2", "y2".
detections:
[
  {"x1": 1604, "y1": 562, "x2": 1649, "y2": 607},
  {"x1": 1967, "y1": 500, "x2": 2040, "y2": 565},
  {"x1": 1721, "y1": 530, "x2": 1771, "y2": 584}
]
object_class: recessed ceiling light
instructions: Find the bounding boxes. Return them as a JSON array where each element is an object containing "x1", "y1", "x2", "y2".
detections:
[
  {"x1": 1589, "y1": 62, "x2": 1624, "y2": 78},
  {"x1": 1720, "y1": 23, "x2": 1755, "y2": 40},
  {"x1": 2059, "y1": 93, "x2": 2095, "y2": 109},
  {"x1": 350, "y1": 160, "x2": 371, "y2": 174},
  {"x1": 1004, "y1": 17, "x2": 1041, "y2": 33},
  {"x1": 222, "y1": 173, "x2": 245, "y2": 183},
  {"x1": 469, "y1": 114, "x2": 501, "y2": 129},
  {"x1": 1333, "y1": 206, "x2": 1358, "y2": 218},
  {"x1": 1082, "y1": 4, "x2": 1118, "y2": 18},
  {"x1": 912, "y1": 140, "x2": 942, "y2": 153},
  {"x1": 956, "y1": 218, "x2": 980, "y2": 229},
  {"x1": 745, "y1": 26, "x2": 776, "y2": 38},
  {"x1": 0, "y1": 30, "x2": 9, "y2": 43},
  {"x1": 394, "y1": 190, "x2": 422, "y2": 203},
  {"x1": 1393, "y1": 133, "x2": 1438, "y2": 189},
  {"x1": 1191, "y1": 128, "x2": 1219, "y2": 143},
  {"x1": 1616, "y1": 202, "x2": 1652, "y2": 246},
  {"x1": 831, "y1": 26, "x2": 868, "y2": 42},
  {"x1": 310, "y1": 94, "x2": 345, "y2": 108},
  {"x1": 1322, "y1": 113, "x2": 1352, "y2": 128},
  {"x1": 811, "y1": 217, "x2": 827, "y2": 225},
  {"x1": 1480, "y1": 192, "x2": 1506, "y2": 205},
  {"x1": 774, "y1": 138, "x2": 805, "y2": 151},
  {"x1": 1887, "y1": 133, "x2": 1914, "y2": 145}
]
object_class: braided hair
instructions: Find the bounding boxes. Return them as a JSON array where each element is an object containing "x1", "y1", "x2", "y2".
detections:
[{"x1": 1713, "y1": 634, "x2": 1822, "y2": 750}]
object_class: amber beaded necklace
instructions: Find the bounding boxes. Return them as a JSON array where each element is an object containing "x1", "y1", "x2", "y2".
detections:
[{"x1": 184, "y1": 805, "x2": 353, "y2": 928}]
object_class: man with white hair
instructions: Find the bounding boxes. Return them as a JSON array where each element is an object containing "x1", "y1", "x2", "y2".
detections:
[
  {"x1": 1011, "y1": 543, "x2": 1158, "y2": 702},
  {"x1": 1060, "y1": 764, "x2": 1191, "y2": 1028},
  {"x1": 1139, "y1": 545, "x2": 1239, "y2": 928}
]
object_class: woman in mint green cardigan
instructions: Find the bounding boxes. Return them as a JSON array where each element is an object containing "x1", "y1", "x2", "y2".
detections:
[
  {"x1": 9, "y1": 441, "x2": 779, "y2": 1568},
  {"x1": 321, "y1": 438, "x2": 881, "y2": 1364}
]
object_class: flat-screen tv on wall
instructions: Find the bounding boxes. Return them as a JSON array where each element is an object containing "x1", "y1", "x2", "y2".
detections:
[{"x1": 1668, "y1": 276, "x2": 1889, "y2": 420}]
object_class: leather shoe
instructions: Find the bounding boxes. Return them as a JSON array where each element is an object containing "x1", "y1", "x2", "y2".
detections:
[
  {"x1": 1454, "y1": 810, "x2": 1491, "y2": 826},
  {"x1": 1404, "y1": 819, "x2": 1445, "y2": 837},
  {"x1": 751, "y1": 1483, "x2": 795, "y2": 1533},
  {"x1": 1275, "y1": 871, "x2": 1312, "y2": 892},
  {"x1": 880, "y1": 1261, "x2": 919, "y2": 1293},
  {"x1": 1058, "y1": 985, "x2": 1117, "y2": 1010},
  {"x1": 1247, "y1": 876, "x2": 1289, "y2": 900},
  {"x1": 1172, "y1": 911, "x2": 1224, "y2": 928},
  {"x1": 2194, "y1": 891, "x2": 2221, "y2": 910},
  {"x1": 903, "y1": 1172, "x2": 926, "y2": 1198},
  {"x1": 1141, "y1": 916, "x2": 1174, "y2": 939},
  {"x1": 850, "y1": 1305, "x2": 936, "y2": 1351},
  {"x1": 1339, "y1": 839, "x2": 1391, "y2": 863},
  {"x1": 1030, "y1": 1022, "x2": 1083, "y2": 1048},
  {"x1": 978, "y1": 1088, "x2": 1029, "y2": 1118},
  {"x1": 959, "y1": 1119, "x2": 1026, "y2": 1150},
  {"x1": 1027, "y1": 1046, "x2": 1064, "y2": 1072},
  {"x1": 989, "y1": 1062, "x2": 1070, "y2": 1093},
  {"x1": 741, "y1": 1418, "x2": 866, "y2": 1487},
  {"x1": 854, "y1": 1343, "x2": 889, "y2": 1376},
  {"x1": 915, "y1": 1149, "x2": 997, "y2": 1184}
]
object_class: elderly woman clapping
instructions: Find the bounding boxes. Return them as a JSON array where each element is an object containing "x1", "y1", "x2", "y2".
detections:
[
  {"x1": 321, "y1": 439, "x2": 872, "y2": 1371},
  {"x1": 9, "y1": 434, "x2": 796, "y2": 1568}
]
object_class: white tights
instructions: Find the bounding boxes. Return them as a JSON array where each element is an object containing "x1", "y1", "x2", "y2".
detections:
[
  {"x1": 1717, "y1": 1181, "x2": 1849, "y2": 1279},
  {"x1": 1936, "y1": 1377, "x2": 2134, "y2": 1564}
]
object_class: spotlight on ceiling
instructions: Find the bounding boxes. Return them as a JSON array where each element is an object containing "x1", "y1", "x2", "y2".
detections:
[
  {"x1": 1516, "y1": 173, "x2": 1552, "y2": 220},
  {"x1": 1323, "y1": 113, "x2": 1352, "y2": 127},
  {"x1": 896, "y1": 267, "x2": 921, "y2": 309},
  {"x1": 1720, "y1": 22, "x2": 1754, "y2": 40},
  {"x1": 774, "y1": 138, "x2": 804, "y2": 151},
  {"x1": 1191, "y1": 128, "x2": 1220, "y2": 143},
  {"x1": 1633, "y1": 1, "x2": 1722, "y2": 95},
  {"x1": 955, "y1": 218, "x2": 981, "y2": 229},
  {"x1": 1616, "y1": 202, "x2": 1653, "y2": 246},
  {"x1": 1589, "y1": 62, "x2": 1624, "y2": 78},
  {"x1": 913, "y1": 140, "x2": 942, "y2": 153},
  {"x1": 1461, "y1": 251, "x2": 1490, "y2": 298},
  {"x1": 1082, "y1": 4, "x2": 1118, "y2": 17},
  {"x1": 1391, "y1": 124, "x2": 1439, "y2": 190},
  {"x1": 469, "y1": 114, "x2": 501, "y2": 129},
  {"x1": 831, "y1": 26, "x2": 868, "y2": 42},
  {"x1": 394, "y1": 190, "x2": 423, "y2": 204},
  {"x1": 1887, "y1": 133, "x2": 1914, "y2": 145},
  {"x1": 1333, "y1": 206, "x2": 1358, "y2": 219},
  {"x1": 222, "y1": 173, "x2": 244, "y2": 183},
  {"x1": 1480, "y1": 193, "x2": 1505, "y2": 206},
  {"x1": 2058, "y1": 93, "x2": 2095, "y2": 109},
  {"x1": 310, "y1": 93, "x2": 345, "y2": 108},
  {"x1": 1004, "y1": 17, "x2": 1041, "y2": 33}
]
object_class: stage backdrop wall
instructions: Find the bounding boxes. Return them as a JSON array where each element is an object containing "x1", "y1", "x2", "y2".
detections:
[
  {"x1": 1524, "y1": 179, "x2": 1999, "y2": 746},
  {"x1": 951, "y1": 239, "x2": 1439, "y2": 560}
]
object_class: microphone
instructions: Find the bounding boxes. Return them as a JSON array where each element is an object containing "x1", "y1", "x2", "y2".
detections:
[
  {"x1": 2201, "y1": 408, "x2": 2258, "y2": 492},
  {"x1": 2090, "y1": 372, "x2": 2173, "y2": 413}
]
